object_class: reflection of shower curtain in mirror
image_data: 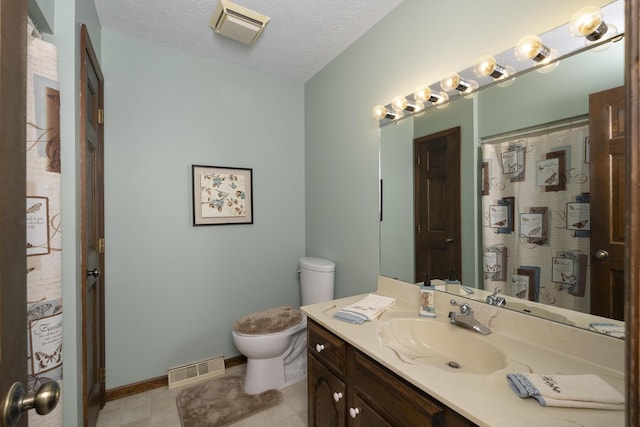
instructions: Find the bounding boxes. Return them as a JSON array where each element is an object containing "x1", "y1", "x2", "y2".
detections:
[{"x1": 481, "y1": 123, "x2": 590, "y2": 313}]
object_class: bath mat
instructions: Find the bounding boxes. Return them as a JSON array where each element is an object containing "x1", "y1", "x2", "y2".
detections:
[{"x1": 175, "y1": 372, "x2": 283, "y2": 427}]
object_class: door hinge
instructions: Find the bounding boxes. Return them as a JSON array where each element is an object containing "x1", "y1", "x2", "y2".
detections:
[
  {"x1": 417, "y1": 224, "x2": 421, "y2": 234},
  {"x1": 98, "y1": 108, "x2": 104, "y2": 124},
  {"x1": 98, "y1": 238, "x2": 105, "y2": 254},
  {"x1": 97, "y1": 367, "x2": 106, "y2": 383},
  {"x1": 417, "y1": 156, "x2": 421, "y2": 166}
]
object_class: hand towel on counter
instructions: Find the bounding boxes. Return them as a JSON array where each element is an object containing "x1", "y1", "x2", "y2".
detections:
[
  {"x1": 506, "y1": 373, "x2": 624, "y2": 410},
  {"x1": 333, "y1": 294, "x2": 396, "y2": 325}
]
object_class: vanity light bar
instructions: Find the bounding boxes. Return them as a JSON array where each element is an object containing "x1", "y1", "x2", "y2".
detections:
[{"x1": 372, "y1": 0, "x2": 624, "y2": 125}]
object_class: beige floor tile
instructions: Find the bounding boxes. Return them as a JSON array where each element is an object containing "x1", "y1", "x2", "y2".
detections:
[{"x1": 100, "y1": 366, "x2": 308, "y2": 427}]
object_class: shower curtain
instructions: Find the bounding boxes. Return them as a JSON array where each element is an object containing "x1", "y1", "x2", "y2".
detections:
[
  {"x1": 26, "y1": 19, "x2": 63, "y2": 426},
  {"x1": 480, "y1": 122, "x2": 591, "y2": 313}
]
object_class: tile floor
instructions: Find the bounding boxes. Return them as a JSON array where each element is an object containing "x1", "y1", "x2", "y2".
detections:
[{"x1": 96, "y1": 365, "x2": 308, "y2": 427}]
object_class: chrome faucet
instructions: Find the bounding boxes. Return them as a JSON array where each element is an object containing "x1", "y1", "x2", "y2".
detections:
[
  {"x1": 485, "y1": 287, "x2": 506, "y2": 307},
  {"x1": 448, "y1": 299, "x2": 492, "y2": 335}
]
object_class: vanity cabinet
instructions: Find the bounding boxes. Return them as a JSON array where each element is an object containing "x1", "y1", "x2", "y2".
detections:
[{"x1": 307, "y1": 319, "x2": 476, "y2": 427}]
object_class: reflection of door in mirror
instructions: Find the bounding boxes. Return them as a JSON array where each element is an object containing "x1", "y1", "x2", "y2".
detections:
[
  {"x1": 414, "y1": 127, "x2": 461, "y2": 282},
  {"x1": 590, "y1": 86, "x2": 625, "y2": 321}
]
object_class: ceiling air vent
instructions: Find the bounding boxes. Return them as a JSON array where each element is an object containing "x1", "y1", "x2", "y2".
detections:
[{"x1": 210, "y1": 0, "x2": 271, "y2": 45}]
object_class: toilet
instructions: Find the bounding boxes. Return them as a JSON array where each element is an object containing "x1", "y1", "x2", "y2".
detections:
[{"x1": 232, "y1": 257, "x2": 335, "y2": 394}]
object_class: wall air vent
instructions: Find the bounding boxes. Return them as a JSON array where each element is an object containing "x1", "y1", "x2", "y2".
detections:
[
  {"x1": 167, "y1": 356, "x2": 225, "y2": 389},
  {"x1": 210, "y1": 0, "x2": 271, "y2": 45}
]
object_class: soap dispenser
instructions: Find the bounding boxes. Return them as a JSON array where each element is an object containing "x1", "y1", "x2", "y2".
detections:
[
  {"x1": 445, "y1": 270, "x2": 461, "y2": 295},
  {"x1": 419, "y1": 273, "x2": 436, "y2": 318}
]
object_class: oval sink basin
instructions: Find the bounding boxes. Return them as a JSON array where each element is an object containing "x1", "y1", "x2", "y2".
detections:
[{"x1": 378, "y1": 318, "x2": 507, "y2": 374}]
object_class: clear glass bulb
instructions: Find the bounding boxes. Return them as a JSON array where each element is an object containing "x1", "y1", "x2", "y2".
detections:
[
  {"x1": 462, "y1": 80, "x2": 479, "y2": 99},
  {"x1": 496, "y1": 65, "x2": 516, "y2": 87},
  {"x1": 515, "y1": 35, "x2": 550, "y2": 62},
  {"x1": 413, "y1": 86, "x2": 432, "y2": 103},
  {"x1": 440, "y1": 73, "x2": 461, "y2": 92},
  {"x1": 537, "y1": 48, "x2": 560, "y2": 74},
  {"x1": 569, "y1": 6, "x2": 604, "y2": 39},
  {"x1": 434, "y1": 91, "x2": 449, "y2": 109},
  {"x1": 391, "y1": 96, "x2": 408, "y2": 112},
  {"x1": 474, "y1": 55, "x2": 497, "y2": 77},
  {"x1": 372, "y1": 105, "x2": 389, "y2": 120}
]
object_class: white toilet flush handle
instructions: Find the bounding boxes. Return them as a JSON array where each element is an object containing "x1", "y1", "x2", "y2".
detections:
[
  {"x1": 315, "y1": 344, "x2": 325, "y2": 352},
  {"x1": 333, "y1": 392, "x2": 343, "y2": 402}
]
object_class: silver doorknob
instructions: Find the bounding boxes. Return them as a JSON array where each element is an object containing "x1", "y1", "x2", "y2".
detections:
[
  {"x1": 87, "y1": 268, "x2": 101, "y2": 278},
  {"x1": 594, "y1": 249, "x2": 609, "y2": 260},
  {"x1": 2, "y1": 381, "x2": 60, "y2": 426},
  {"x1": 446, "y1": 236, "x2": 455, "y2": 243}
]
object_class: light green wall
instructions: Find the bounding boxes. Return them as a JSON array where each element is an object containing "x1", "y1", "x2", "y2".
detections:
[
  {"x1": 101, "y1": 30, "x2": 305, "y2": 388},
  {"x1": 379, "y1": 117, "x2": 414, "y2": 281},
  {"x1": 304, "y1": 0, "x2": 610, "y2": 298}
]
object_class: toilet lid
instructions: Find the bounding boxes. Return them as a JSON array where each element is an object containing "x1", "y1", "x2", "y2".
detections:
[{"x1": 234, "y1": 305, "x2": 303, "y2": 335}]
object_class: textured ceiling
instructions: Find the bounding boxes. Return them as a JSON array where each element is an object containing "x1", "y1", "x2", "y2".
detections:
[{"x1": 95, "y1": 0, "x2": 404, "y2": 83}]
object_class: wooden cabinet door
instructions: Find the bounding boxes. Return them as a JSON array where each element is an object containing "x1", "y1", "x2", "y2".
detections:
[
  {"x1": 348, "y1": 395, "x2": 393, "y2": 427},
  {"x1": 308, "y1": 355, "x2": 346, "y2": 427}
]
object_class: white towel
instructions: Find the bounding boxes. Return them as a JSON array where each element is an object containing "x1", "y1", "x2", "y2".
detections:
[
  {"x1": 506, "y1": 373, "x2": 624, "y2": 410},
  {"x1": 333, "y1": 294, "x2": 396, "y2": 325}
]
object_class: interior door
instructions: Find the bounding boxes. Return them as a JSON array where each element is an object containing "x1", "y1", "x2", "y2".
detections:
[
  {"x1": 589, "y1": 86, "x2": 625, "y2": 320},
  {"x1": 80, "y1": 25, "x2": 105, "y2": 427},
  {"x1": 414, "y1": 127, "x2": 462, "y2": 283},
  {"x1": 1, "y1": 1, "x2": 59, "y2": 426},
  {"x1": 0, "y1": 1, "x2": 29, "y2": 425}
]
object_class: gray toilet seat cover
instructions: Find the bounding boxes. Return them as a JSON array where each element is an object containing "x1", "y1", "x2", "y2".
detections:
[{"x1": 234, "y1": 305, "x2": 303, "y2": 335}]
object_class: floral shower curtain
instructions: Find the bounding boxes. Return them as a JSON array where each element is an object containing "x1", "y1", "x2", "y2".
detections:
[
  {"x1": 26, "y1": 19, "x2": 63, "y2": 426},
  {"x1": 480, "y1": 122, "x2": 591, "y2": 313}
]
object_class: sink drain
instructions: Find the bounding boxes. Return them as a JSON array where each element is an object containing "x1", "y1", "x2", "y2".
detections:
[{"x1": 447, "y1": 361, "x2": 460, "y2": 369}]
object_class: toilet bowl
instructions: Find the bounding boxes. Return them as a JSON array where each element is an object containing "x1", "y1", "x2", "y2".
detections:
[
  {"x1": 232, "y1": 257, "x2": 335, "y2": 394},
  {"x1": 232, "y1": 305, "x2": 308, "y2": 394}
]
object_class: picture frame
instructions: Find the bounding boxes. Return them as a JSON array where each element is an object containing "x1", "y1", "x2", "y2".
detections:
[{"x1": 192, "y1": 164, "x2": 253, "y2": 226}]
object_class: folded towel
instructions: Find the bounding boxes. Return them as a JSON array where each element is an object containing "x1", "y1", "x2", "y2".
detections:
[
  {"x1": 589, "y1": 322, "x2": 625, "y2": 339},
  {"x1": 333, "y1": 294, "x2": 396, "y2": 325},
  {"x1": 506, "y1": 373, "x2": 624, "y2": 410}
]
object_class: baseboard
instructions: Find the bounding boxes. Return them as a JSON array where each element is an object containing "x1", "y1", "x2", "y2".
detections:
[{"x1": 105, "y1": 355, "x2": 247, "y2": 402}]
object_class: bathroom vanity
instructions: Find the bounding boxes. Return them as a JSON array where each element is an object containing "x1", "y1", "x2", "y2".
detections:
[
  {"x1": 302, "y1": 276, "x2": 625, "y2": 427},
  {"x1": 308, "y1": 318, "x2": 474, "y2": 426}
]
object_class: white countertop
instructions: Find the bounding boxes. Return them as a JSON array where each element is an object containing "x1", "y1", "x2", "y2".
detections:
[{"x1": 301, "y1": 277, "x2": 625, "y2": 427}]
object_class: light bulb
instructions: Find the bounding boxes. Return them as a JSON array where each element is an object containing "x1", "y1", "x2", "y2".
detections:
[
  {"x1": 391, "y1": 96, "x2": 408, "y2": 112},
  {"x1": 433, "y1": 91, "x2": 449, "y2": 109},
  {"x1": 569, "y1": 6, "x2": 608, "y2": 41},
  {"x1": 440, "y1": 73, "x2": 476, "y2": 93},
  {"x1": 536, "y1": 48, "x2": 560, "y2": 73},
  {"x1": 372, "y1": 105, "x2": 398, "y2": 121},
  {"x1": 515, "y1": 35, "x2": 551, "y2": 63},
  {"x1": 474, "y1": 55, "x2": 508, "y2": 79},
  {"x1": 462, "y1": 79, "x2": 479, "y2": 99},
  {"x1": 413, "y1": 86, "x2": 432, "y2": 104}
]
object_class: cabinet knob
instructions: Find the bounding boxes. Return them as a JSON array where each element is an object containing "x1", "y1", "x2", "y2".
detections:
[
  {"x1": 349, "y1": 407, "x2": 360, "y2": 418},
  {"x1": 333, "y1": 392, "x2": 343, "y2": 402},
  {"x1": 315, "y1": 344, "x2": 325, "y2": 352}
]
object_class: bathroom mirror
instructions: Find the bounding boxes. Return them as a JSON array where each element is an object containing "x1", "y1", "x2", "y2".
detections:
[{"x1": 379, "y1": 1, "x2": 626, "y2": 337}]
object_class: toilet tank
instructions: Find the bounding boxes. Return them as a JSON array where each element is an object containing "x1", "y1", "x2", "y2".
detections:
[{"x1": 299, "y1": 257, "x2": 335, "y2": 306}]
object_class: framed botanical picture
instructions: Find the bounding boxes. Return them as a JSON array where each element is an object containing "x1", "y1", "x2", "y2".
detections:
[{"x1": 192, "y1": 165, "x2": 253, "y2": 226}]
